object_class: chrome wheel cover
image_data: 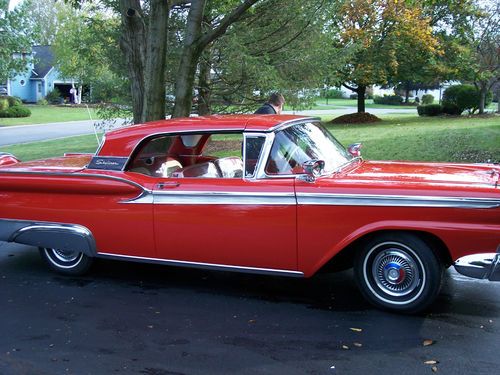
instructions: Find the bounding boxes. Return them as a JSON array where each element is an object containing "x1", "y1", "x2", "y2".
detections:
[
  {"x1": 372, "y1": 250, "x2": 420, "y2": 297},
  {"x1": 52, "y1": 249, "x2": 80, "y2": 263},
  {"x1": 363, "y1": 241, "x2": 426, "y2": 305},
  {"x1": 44, "y1": 247, "x2": 83, "y2": 269}
]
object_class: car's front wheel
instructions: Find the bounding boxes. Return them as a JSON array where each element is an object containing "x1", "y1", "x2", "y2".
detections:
[
  {"x1": 354, "y1": 233, "x2": 443, "y2": 314},
  {"x1": 39, "y1": 247, "x2": 93, "y2": 276}
]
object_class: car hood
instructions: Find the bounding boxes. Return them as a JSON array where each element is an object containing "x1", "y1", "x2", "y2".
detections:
[{"x1": 341, "y1": 160, "x2": 500, "y2": 188}]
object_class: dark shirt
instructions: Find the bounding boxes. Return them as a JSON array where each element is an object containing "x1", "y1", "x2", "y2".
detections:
[{"x1": 254, "y1": 103, "x2": 277, "y2": 114}]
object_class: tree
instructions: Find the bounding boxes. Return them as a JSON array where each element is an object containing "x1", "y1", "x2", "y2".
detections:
[
  {"x1": 24, "y1": 0, "x2": 73, "y2": 45},
  {"x1": 330, "y1": 0, "x2": 441, "y2": 113},
  {"x1": 0, "y1": 0, "x2": 35, "y2": 82},
  {"x1": 53, "y1": 5, "x2": 119, "y2": 104},
  {"x1": 192, "y1": 0, "x2": 331, "y2": 115},
  {"x1": 469, "y1": 2, "x2": 499, "y2": 114}
]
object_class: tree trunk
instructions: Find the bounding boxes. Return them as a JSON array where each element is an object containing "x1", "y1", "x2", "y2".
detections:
[
  {"x1": 478, "y1": 84, "x2": 487, "y2": 114},
  {"x1": 172, "y1": 0, "x2": 206, "y2": 118},
  {"x1": 197, "y1": 48, "x2": 212, "y2": 116},
  {"x1": 143, "y1": 0, "x2": 169, "y2": 122},
  {"x1": 357, "y1": 85, "x2": 366, "y2": 113},
  {"x1": 119, "y1": 0, "x2": 146, "y2": 124},
  {"x1": 404, "y1": 82, "x2": 410, "y2": 104}
]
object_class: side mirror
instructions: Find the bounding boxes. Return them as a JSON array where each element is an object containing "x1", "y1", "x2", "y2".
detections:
[
  {"x1": 348, "y1": 143, "x2": 363, "y2": 158},
  {"x1": 301, "y1": 159, "x2": 325, "y2": 182}
]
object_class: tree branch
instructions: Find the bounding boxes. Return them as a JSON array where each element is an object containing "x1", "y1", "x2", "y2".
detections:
[{"x1": 197, "y1": 0, "x2": 260, "y2": 50}]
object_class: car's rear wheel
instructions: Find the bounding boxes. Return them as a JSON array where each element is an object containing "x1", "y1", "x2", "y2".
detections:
[
  {"x1": 354, "y1": 233, "x2": 443, "y2": 314},
  {"x1": 39, "y1": 247, "x2": 93, "y2": 276}
]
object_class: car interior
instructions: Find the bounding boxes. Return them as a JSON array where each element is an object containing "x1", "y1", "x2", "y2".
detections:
[{"x1": 127, "y1": 133, "x2": 244, "y2": 178}]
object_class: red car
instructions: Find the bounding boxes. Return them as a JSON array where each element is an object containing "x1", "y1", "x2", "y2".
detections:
[{"x1": 0, "y1": 115, "x2": 499, "y2": 313}]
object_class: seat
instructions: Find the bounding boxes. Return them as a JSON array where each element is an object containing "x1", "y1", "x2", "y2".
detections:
[
  {"x1": 214, "y1": 157, "x2": 243, "y2": 178},
  {"x1": 155, "y1": 157, "x2": 183, "y2": 177},
  {"x1": 171, "y1": 161, "x2": 221, "y2": 178}
]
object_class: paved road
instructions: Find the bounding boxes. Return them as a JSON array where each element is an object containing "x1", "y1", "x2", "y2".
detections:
[
  {"x1": 0, "y1": 242, "x2": 498, "y2": 375},
  {"x1": 0, "y1": 108, "x2": 417, "y2": 147},
  {"x1": 0, "y1": 120, "x2": 99, "y2": 147}
]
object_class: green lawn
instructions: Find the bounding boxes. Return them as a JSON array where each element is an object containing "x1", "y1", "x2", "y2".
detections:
[
  {"x1": 0, "y1": 105, "x2": 98, "y2": 126},
  {"x1": 3, "y1": 114, "x2": 499, "y2": 163}
]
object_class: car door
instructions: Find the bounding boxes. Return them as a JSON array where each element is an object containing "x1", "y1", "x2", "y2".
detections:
[{"x1": 152, "y1": 175, "x2": 298, "y2": 273}]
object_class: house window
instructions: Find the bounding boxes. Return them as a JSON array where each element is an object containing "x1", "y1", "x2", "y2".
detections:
[
  {"x1": 20, "y1": 80, "x2": 26, "y2": 86},
  {"x1": 37, "y1": 83, "x2": 42, "y2": 93}
]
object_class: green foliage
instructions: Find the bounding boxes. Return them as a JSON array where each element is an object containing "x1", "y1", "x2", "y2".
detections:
[
  {"x1": 6, "y1": 96, "x2": 22, "y2": 107},
  {"x1": 0, "y1": 105, "x2": 31, "y2": 118},
  {"x1": 325, "y1": 89, "x2": 344, "y2": 99},
  {"x1": 0, "y1": 0, "x2": 36, "y2": 81},
  {"x1": 45, "y1": 88, "x2": 63, "y2": 104},
  {"x1": 441, "y1": 102, "x2": 461, "y2": 115},
  {"x1": 417, "y1": 104, "x2": 442, "y2": 116},
  {"x1": 373, "y1": 95, "x2": 404, "y2": 105},
  {"x1": 37, "y1": 99, "x2": 49, "y2": 106},
  {"x1": 421, "y1": 94, "x2": 434, "y2": 105},
  {"x1": 442, "y1": 84, "x2": 492, "y2": 114},
  {"x1": 0, "y1": 98, "x2": 8, "y2": 111}
]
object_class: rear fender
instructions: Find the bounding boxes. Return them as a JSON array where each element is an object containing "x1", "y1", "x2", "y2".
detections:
[{"x1": 0, "y1": 219, "x2": 97, "y2": 257}]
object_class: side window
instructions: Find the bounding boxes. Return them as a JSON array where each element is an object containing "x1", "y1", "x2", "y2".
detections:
[
  {"x1": 244, "y1": 135, "x2": 266, "y2": 178},
  {"x1": 128, "y1": 135, "x2": 179, "y2": 176}
]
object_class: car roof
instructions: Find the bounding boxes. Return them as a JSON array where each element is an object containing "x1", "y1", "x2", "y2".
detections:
[{"x1": 98, "y1": 114, "x2": 318, "y2": 157}]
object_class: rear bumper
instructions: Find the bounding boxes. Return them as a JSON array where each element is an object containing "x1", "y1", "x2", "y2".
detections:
[{"x1": 454, "y1": 251, "x2": 500, "y2": 281}]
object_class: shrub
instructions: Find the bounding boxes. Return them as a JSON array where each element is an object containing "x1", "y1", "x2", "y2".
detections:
[
  {"x1": 0, "y1": 98, "x2": 8, "y2": 111},
  {"x1": 421, "y1": 94, "x2": 434, "y2": 105},
  {"x1": 325, "y1": 89, "x2": 344, "y2": 99},
  {"x1": 417, "y1": 104, "x2": 442, "y2": 116},
  {"x1": 441, "y1": 84, "x2": 491, "y2": 114},
  {"x1": 7, "y1": 96, "x2": 22, "y2": 106},
  {"x1": 373, "y1": 95, "x2": 404, "y2": 105},
  {"x1": 37, "y1": 98, "x2": 49, "y2": 105},
  {"x1": 45, "y1": 88, "x2": 63, "y2": 104},
  {"x1": 349, "y1": 93, "x2": 358, "y2": 99},
  {"x1": 441, "y1": 102, "x2": 461, "y2": 115},
  {"x1": 0, "y1": 105, "x2": 31, "y2": 118}
]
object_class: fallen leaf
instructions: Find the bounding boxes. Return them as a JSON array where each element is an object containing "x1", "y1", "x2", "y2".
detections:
[
  {"x1": 341, "y1": 345, "x2": 349, "y2": 350},
  {"x1": 423, "y1": 339, "x2": 434, "y2": 346},
  {"x1": 350, "y1": 328, "x2": 362, "y2": 332},
  {"x1": 353, "y1": 342, "x2": 362, "y2": 347},
  {"x1": 424, "y1": 360, "x2": 439, "y2": 365},
  {"x1": 431, "y1": 366, "x2": 438, "y2": 372}
]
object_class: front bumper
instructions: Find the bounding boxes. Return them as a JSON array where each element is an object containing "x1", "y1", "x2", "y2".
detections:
[{"x1": 454, "y1": 252, "x2": 500, "y2": 281}]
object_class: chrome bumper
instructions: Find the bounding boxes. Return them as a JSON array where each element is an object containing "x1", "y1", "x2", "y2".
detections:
[{"x1": 454, "y1": 252, "x2": 500, "y2": 281}]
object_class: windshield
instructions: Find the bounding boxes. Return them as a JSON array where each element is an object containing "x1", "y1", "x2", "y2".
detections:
[{"x1": 265, "y1": 122, "x2": 353, "y2": 175}]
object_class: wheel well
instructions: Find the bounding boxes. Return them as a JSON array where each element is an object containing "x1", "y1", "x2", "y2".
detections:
[{"x1": 318, "y1": 229, "x2": 452, "y2": 273}]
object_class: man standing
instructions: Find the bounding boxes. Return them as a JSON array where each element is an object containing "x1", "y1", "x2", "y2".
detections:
[{"x1": 254, "y1": 93, "x2": 285, "y2": 114}]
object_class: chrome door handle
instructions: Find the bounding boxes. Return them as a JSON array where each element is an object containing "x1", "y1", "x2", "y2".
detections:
[{"x1": 156, "y1": 182, "x2": 180, "y2": 189}]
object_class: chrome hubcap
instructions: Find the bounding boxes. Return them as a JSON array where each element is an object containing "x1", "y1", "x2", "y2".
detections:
[
  {"x1": 372, "y1": 250, "x2": 420, "y2": 297},
  {"x1": 51, "y1": 248, "x2": 80, "y2": 263}
]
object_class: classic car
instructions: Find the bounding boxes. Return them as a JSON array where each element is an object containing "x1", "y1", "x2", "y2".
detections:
[{"x1": 0, "y1": 115, "x2": 499, "y2": 313}]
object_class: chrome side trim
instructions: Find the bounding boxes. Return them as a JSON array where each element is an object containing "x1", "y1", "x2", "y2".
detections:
[
  {"x1": 268, "y1": 117, "x2": 321, "y2": 132},
  {"x1": 0, "y1": 170, "x2": 148, "y2": 192},
  {"x1": 297, "y1": 193, "x2": 500, "y2": 209},
  {"x1": 0, "y1": 219, "x2": 97, "y2": 256},
  {"x1": 97, "y1": 252, "x2": 304, "y2": 277},
  {"x1": 121, "y1": 190, "x2": 296, "y2": 205}
]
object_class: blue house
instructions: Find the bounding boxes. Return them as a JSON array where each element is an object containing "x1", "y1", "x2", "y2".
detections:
[{"x1": 4, "y1": 46, "x2": 76, "y2": 103}]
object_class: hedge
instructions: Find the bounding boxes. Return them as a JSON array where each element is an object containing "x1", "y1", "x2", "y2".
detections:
[
  {"x1": 373, "y1": 95, "x2": 404, "y2": 105},
  {"x1": 417, "y1": 104, "x2": 442, "y2": 116},
  {"x1": 0, "y1": 105, "x2": 32, "y2": 118}
]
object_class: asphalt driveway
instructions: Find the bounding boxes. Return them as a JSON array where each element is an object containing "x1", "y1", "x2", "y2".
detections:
[{"x1": 0, "y1": 242, "x2": 498, "y2": 375}]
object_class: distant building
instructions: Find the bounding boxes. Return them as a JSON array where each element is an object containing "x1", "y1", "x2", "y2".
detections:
[{"x1": 1, "y1": 46, "x2": 77, "y2": 103}]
